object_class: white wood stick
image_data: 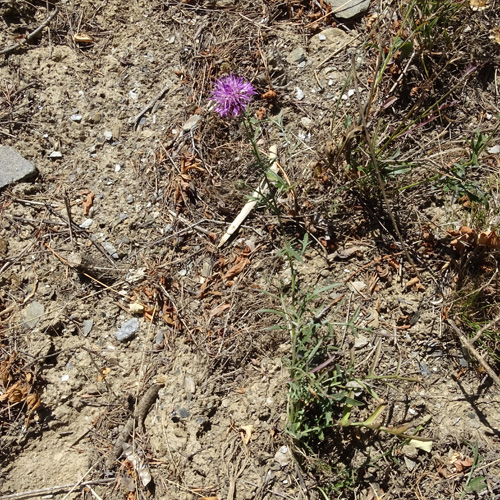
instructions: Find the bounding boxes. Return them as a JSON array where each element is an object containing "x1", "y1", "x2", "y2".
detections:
[{"x1": 219, "y1": 145, "x2": 279, "y2": 248}]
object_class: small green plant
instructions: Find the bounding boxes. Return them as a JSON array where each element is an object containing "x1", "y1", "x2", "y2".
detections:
[
  {"x1": 461, "y1": 442, "x2": 487, "y2": 498},
  {"x1": 439, "y1": 131, "x2": 490, "y2": 207}
]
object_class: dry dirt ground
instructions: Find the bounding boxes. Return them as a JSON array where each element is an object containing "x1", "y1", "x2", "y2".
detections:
[{"x1": 1, "y1": 1, "x2": 500, "y2": 499}]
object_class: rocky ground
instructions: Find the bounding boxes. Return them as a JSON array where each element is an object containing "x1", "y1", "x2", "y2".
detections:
[{"x1": 1, "y1": 1, "x2": 500, "y2": 499}]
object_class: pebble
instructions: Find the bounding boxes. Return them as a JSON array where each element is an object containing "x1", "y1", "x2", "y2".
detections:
[
  {"x1": 184, "y1": 376, "x2": 196, "y2": 394},
  {"x1": 324, "y1": 0, "x2": 370, "y2": 19},
  {"x1": 79, "y1": 219, "x2": 93, "y2": 229},
  {"x1": 274, "y1": 446, "x2": 290, "y2": 467},
  {"x1": 286, "y1": 46, "x2": 307, "y2": 64},
  {"x1": 22, "y1": 301, "x2": 45, "y2": 329},
  {"x1": 103, "y1": 130, "x2": 113, "y2": 141},
  {"x1": 102, "y1": 241, "x2": 119, "y2": 259},
  {"x1": 115, "y1": 164, "x2": 121, "y2": 172},
  {"x1": 300, "y1": 117, "x2": 313, "y2": 130},
  {"x1": 48, "y1": 151, "x2": 63, "y2": 158},
  {"x1": 70, "y1": 113, "x2": 82, "y2": 122},
  {"x1": 115, "y1": 318, "x2": 139, "y2": 342},
  {"x1": 127, "y1": 195, "x2": 134, "y2": 204},
  {"x1": 487, "y1": 145, "x2": 500, "y2": 154},
  {"x1": 82, "y1": 319, "x2": 94, "y2": 336},
  {"x1": 155, "y1": 330, "x2": 164, "y2": 345},
  {"x1": 295, "y1": 87, "x2": 305, "y2": 100},
  {"x1": 0, "y1": 146, "x2": 39, "y2": 189},
  {"x1": 182, "y1": 114, "x2": 201, "y2": 132}
]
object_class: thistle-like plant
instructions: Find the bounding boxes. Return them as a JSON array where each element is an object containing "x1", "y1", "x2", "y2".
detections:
[{"x1": 210, "y1": 74, "x2": 256, "y2": 118}]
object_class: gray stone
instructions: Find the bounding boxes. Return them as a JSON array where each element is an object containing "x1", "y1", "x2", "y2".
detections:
[
  {"x1": 295, "y1": 87, "x2": 305, "y2": 100},
  {"x1": 182, "y1": 114, "x2": 201, "y2": 132},
  {"x1": 70, "y1": 114, "x2": 82, "y2": 122},
  {"x1": 300, "y1": 117, "x2": 313, "y2": 130},
  {"x1": 115, "y1": 318, "x2": 139, "y2": 342},
  {"x1": 102, "y1": 241, "x2": 119, "y2": 259},
  {"x1": 0, "y1": 146, "x2": 38, "y2": 189},
  {"x1": 325, "y1": 0, "x2": 370, "y2": 19},
  {"x1": 82, "y1": 319, "x2": 94, "y2": 336},
  {"x1": 286, "y1": 47, "x2": 307, "y2": 65},
  {"x1": 309, "y1": 27, "x2": 360, "y2": 54},
  {"x1": 48, "y1": 151, "x2": 63, "y2": 159},
  {"x1": 22, "y1": 301, "x2": 45, "y2": 329}
]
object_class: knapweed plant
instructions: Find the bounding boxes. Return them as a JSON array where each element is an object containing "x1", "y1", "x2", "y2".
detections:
[{"x1": 210, "y1": 74, "x2": 257, "y2": 118}]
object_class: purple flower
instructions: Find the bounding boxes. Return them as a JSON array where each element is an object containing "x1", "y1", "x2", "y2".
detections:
[{"x1": 210, "y1": 74, "x2": 256, "y2": 118}]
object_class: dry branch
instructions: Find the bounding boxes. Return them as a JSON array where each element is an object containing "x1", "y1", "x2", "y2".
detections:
[
  {"x1": 0, "y1": 8, "x2": 59, "y2": 56},
  {"x1": 219, "y1": 145, "x2": 280, "y2": 248},
  {"x1": 447, "y1": 319, "x2": 500, "y2": 389}
]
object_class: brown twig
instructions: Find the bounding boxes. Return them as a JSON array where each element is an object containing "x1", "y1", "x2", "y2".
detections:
[
  {"x1": 129, "y1": 83, "x2": 170, "y2": 128},
  {"x1": 0, "y1": 8, "x2": 59, "y2": 56},
  {"x1": 106, "y1": 382, "x2": 164, "y2": 468},
  {"x1": 447, "y1": 319, "x2": 500, "y2": 389}
]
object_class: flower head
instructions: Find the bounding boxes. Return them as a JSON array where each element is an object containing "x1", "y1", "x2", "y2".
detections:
[{"x1": 210, "y1": 74, "x2": 256, "y2": 118}]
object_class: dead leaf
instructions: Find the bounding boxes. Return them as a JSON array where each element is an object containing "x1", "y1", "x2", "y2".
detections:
[
  {"x1": 240, "y1": 425, "x2": 254, "y2": 445},
  {"x1": 83, "y1": 192, "x2": 95, "y2": 215},
  {"x1": 74, "y1": 33, "x2": 94, "y2": 44},
  {"x1": 223, "y1": 257, "x2": 250, "y2": 280},
  {"x1": 478, "y1": 230, "x2": 500, "y2": 249},
  {"x1": 261, "y1": 89, "x2": 277, "y2": 100},
  {"x1": 210, "y1": 303, "x2": 231, "y2": 318},
  {"x1": 255, "y1": 108, "x2": 267, "y2": 120},
  {"x1": 453, "y1": 456, "x2": 473, "y2": 472}
]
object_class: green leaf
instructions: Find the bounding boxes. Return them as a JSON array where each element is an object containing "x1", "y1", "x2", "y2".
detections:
[
  {"x1": 363, "y1": 404, "x2": 386, "y2": 426},
  {"x1": 465, "y1": 476, "x2": 487, "y2": 493}
]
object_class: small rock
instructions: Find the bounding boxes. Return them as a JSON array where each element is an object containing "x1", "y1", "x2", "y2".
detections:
[
  {"x1": 325, "y1": 0, "x2": 370, "y2": 19},
  {"x1": 115, "y1": 164, "x2": 121, "y2": 172},
  {"x1": 182, "y1": 114, "x2": 201, "y2": 132},
  {"x1": 487, "y1": 145, "x2": 500, "y2": 154},
  {"x1": 48, "y1": 151, "x2": 63, "y2": 159},
  {"x1": 115, "y1": 318, "x2": 139, "y2": 342},
  {"x1": 402, "y1": 445, "x2": 419, "y2": 459},
  {"x1": 155, "y1": 330, "x2": 164, "y2": 345},
  {"x1": 79, "y1": 219, "x2": 93, "y2": 229},
  {"x1": 173, "y1": 407, "x2": 190, "y2": 419},
  {"x1": 274, "y1": 446, "x2": 290, "y2": 467},
  {"x1": 103, "y1": 130, "x2": 113, "y2": 141},
  {"x1": 102, "y1": 241, "x2": 119, "y2": 259},
  {"x1": 354, "y1": 334, "x2": 369, "y2": 349},
  {"x1": 127, "y1": 194, "x2": 134, "y2": 204},
  {"x1": 22, "y1": 301, "x2": 45, "y2": 329},
  {"x1": 92, "y1": 112, "x2": 101, "y2": 124},
  {"x1": 404, "y1": 456, "x2": 416, "y2": 471},
  {"x1": 82, "y1": 319, "x2": 94, "y2": 336},
  {"x1": 286, "y1": 47, "x2": 307, "y2": 64},
  {"x1": 0, "y1": 147, "x2": 39, "y2": 189},
  {"x1": 300, "y1": 117, "x2": 313, "y2": 130},
  {"x1": 309, "y1": 27, "x2": 360, "y2": 53},
  {"x1": 184, "y1": 376, "x2": 196, "y2": 394},
  {"x1": 70, "y1": 114, "x2": 82, "y2": 122},
  {"x1": 0, "y1": 238, "x2": 8, "y2": 257},
  {"x1": 295, "y1": 87, "x2": 305, "y2": 100}
]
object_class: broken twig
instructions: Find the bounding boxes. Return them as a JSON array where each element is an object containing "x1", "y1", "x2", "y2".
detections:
[
  {"x1": 0, "y1": 8, "x2": 59, "y2": 56},
  {"x1": 219, "y1": 145, "x2": 280, "y2": 247}
]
